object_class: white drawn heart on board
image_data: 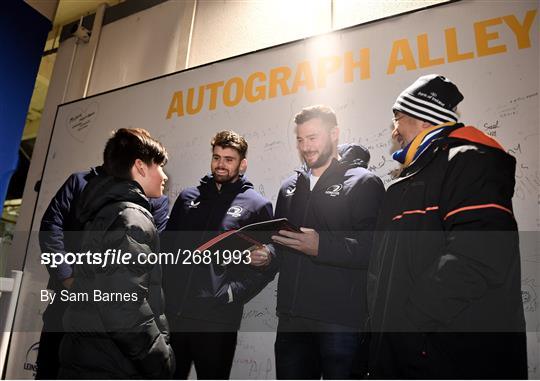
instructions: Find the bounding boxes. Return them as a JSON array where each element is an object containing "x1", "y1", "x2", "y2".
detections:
[{"x1": 66, "y1": 102, "x2": 99, "y2": 143}]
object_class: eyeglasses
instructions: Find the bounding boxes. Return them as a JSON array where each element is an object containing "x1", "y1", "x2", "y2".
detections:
[{"x1": 392, "y1": 115, "x2": 405, "y2": 124}]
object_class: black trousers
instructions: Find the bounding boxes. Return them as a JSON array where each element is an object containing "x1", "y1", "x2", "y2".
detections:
[
  {"x1": 368, "y1": 332, "x2": 528, "y2": 379},
  {"x1": 35, "y1": 299, "x2": 68, "y2": 379},
  {"x1": 170, "y1": 331, "x2": 238, "y2": 379},
  {"x1": 35, "y1": 331, "x2": 64, "y2": 379},
  {"x1": 274, "y1": 315, "x2": 365, "y2": 380}
]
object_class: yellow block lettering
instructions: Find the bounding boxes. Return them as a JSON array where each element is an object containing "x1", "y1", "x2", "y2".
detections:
[
  {"x1": 317, "y1": 56, "x2": 341, "y2": 88},
  {"x1": 245, "y1": 72, "x2": 266, "y2": 103},
  {"x1": 344, "y1": 49, "x2": 370, "y2": 82},
  {"x1": 291, "y1": 61, "x2": 316, "y2": 93},
  {"x1": 223, "y1": 77, "x2": 244, "y2": 107},
  {"x1": 445, "y1": 27, "x2": 474, "y2": 63},
  {"x1": 387, "y1": 38, "x2": 417, "y2": 74},
  {"x1": 206, "y1": 81, "x2": 225, "y2": 110},
  {"x1": 475, "y1": 17, "x2": 507, "y2": 57},
  {"x1": 503, "y1": 10, "x2": 538, "y2": 49},
  {"x1": 186, "y1": 86, "x2": 204, "y2": 115},
  {"x1": 269, "y1": 66, "x2": 292, "y2": 98},
  {"x1": 417, "y1": 33, "x2": 445, "y2": 68},
  {"x1": 166, "y1": 91, "x2": 184, "y2": 119}
]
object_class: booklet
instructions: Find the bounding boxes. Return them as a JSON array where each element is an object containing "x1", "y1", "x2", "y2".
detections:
[{"x1": 195, "y1": 218, "x2": 301, "y2": 252}]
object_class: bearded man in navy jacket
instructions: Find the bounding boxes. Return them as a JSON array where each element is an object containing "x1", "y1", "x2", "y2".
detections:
[{"x1": 270, "y1": 105, "x2": 385, "y2": 379}]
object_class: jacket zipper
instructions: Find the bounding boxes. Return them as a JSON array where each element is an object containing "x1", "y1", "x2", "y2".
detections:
[
  {"x1": 289, "y1": 176, "x2": 312, "y2": 315},
  {"x1": 177, "y1": 195, "x2": 218, "y2": 317},
  {"x1": 287, "y1": 164, "x2": 340, "y2": 316}
]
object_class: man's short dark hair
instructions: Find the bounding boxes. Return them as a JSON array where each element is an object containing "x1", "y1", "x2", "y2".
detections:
[
  {"x1": 103, "y1": 128, "x2": 168, "y2": 180},
  {"x1": 211, "y1": 130, "x2": 248, "y2": 159},
  {"x1": 294, "y1": 105, "x2": 338, "y2": 129}
]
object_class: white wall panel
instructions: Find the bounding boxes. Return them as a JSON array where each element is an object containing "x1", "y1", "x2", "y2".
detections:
[
  {"x1": 188, "y1": 0, "x2": 331, "y2": 67},
  {"x1": 88, "y1": 1, "x2": 185, "y2": 95},
  {"x1": 333, "y1": 0, "x2": 445, "y2": 29}
]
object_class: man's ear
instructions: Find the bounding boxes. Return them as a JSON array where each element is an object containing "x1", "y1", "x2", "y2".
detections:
[
  {"x1": 133, "y1": 158, "x2": 146, "y2": 177},
  {"x1": 240, "y1": 158, "x2": 247, "y2": 174},
  {"x1": 420, "y1": 120, "x2": 434, "y2": 130},
  {"x1": 330, "y1": 126, "x2": 339, "y2": 143}
]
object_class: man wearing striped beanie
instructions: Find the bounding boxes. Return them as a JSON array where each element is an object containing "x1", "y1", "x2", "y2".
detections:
[
  {"x1": 391, "y1": 74, "x2": 463, "y2": 167},
  {"x1": 367, "y1": 74, "x2": 527, "y2": 379}
]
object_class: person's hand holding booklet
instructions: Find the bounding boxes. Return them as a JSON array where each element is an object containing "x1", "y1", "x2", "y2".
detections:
[{"x1": 195, "y1": 218, "x2": 301, "y2": 254}]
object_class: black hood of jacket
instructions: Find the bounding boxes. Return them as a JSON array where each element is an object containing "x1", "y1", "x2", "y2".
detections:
[
  {"x1": 338, "y1": 143, "x2": 370, "y2": 168},
  {"x1": 76, "y1": 175, "x2": 150, "y2": 224},
  {"x1": 197, "y1": 174, "x2": 254, "y2": 198}
]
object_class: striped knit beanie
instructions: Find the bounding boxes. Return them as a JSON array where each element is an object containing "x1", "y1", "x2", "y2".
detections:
[{"x1": 393, "y1": 74, "x2": 464, "y2": 126}]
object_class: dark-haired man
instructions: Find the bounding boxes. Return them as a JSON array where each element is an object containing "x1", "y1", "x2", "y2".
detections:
[
  {"x1": 162, "y1": 130, "x2": 275, "y2": 379},
  {"x1": 36, "y1": 128, "x2": 169, "y2": 379},
  {"x1": 367, "y1": 74, "x2": 527, "y2": 379},
  {"x1": 270, "y1": 105, "x2": 385, "y2": 379},
  {"x1": 59, "y1": 128, "x2": 174, "y2": 378}
]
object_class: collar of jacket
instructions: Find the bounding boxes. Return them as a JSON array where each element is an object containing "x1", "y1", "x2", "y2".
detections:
[
  {"x1": 337, "y1": 143, "x2": 370, "y2": 168},
  {"x1": 198, "y1": 174, "x2": 253, "y2": 197},
  {"x1": 92, "y1": 165, "x2": 106, "y2": 176},
  {"x1": 295, "y1": 157, "x2": 338, "y2": 181},
  {"x1": 76, "y1": 175, "x2": 150, "y2": 224},
  {"x1": 395, "y1": 123, "x2": 465, "y2": 181},
  {"x1": 393, "y1": 122, "x2": 456, "y2": 168},
  {"x1": 295, "y1": 142, "x2": 370, "y2": 178}
]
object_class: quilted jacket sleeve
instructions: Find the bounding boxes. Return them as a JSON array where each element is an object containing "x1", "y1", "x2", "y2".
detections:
[{"x1": 95, "y1": 209, "x2": 175, "y2": 378}]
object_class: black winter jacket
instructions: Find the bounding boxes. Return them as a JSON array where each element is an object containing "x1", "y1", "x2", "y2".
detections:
[
  {"x1": 39, "y1": 166, "x2": 169, "y2": 292},
  {"x1": 367, "y1": 124, "x2": 526, "y2": 333},
  {"x1": 274, "y1": 144, "x2": 385, "y2": 328},
  {"x1": 162, "y1": 175, "x2": 275, "y2": 331},
  {"x1": 59, "y1": 176, "x2": 174, "y2": 379},
  {"x1": 367, "y1": 124, "x2": 526, "y2": 376}
]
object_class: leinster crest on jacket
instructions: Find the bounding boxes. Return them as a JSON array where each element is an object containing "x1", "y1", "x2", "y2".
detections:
[
  {"x1": 325, "y1": 184, "x2": 343, "y2": 197},
  {"x1": 227, "y1": 206, "x2": 243, "y2": 218}
]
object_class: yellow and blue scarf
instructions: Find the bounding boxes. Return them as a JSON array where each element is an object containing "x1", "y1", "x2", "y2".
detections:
[{"x1": 392, "y1": 122, "x2": 455, "y2": 167}]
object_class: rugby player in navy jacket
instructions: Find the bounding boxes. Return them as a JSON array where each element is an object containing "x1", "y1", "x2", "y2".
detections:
[
  {"x1": 36, "y1": 164, "x2": 168, "y2": 379},
  {"x1": 270, "y1": 105, "x2": 385, "y2": 379},
  {"x1": 162, "y1": 131, "x2": 276, "y2": 379}
]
